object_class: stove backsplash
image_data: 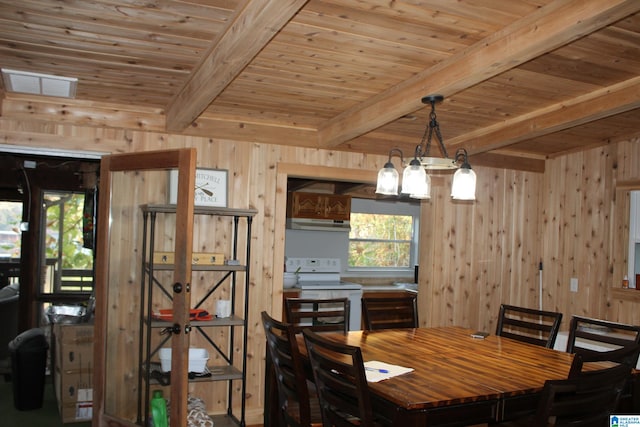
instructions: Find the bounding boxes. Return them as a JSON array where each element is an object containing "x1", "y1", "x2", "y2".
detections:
[{"x1": 285, "y1": 228, "x2": 350, "y2": 274}]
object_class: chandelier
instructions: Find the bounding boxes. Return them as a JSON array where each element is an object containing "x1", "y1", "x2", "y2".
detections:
[{"x1": 375, "y1": 95, "x2": 476, "y2": 200}]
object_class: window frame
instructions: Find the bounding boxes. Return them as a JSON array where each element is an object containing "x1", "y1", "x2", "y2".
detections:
[
  {"x1": 39, "y1": 190, "x2": 95, "y2": 296},
  {"x1": 347, "y1": 198, "x2": 420, "y2": 275},
  {"x1": 628, "y1": 190, "x2": 640, "y2": 289}
]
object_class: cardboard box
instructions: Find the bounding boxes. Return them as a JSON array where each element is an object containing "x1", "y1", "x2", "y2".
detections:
[
  {"x1": 54, "y1": 368, "x2": 93, "y2": 423},
  {"x1": 58, "y1": 400, "x2": 93, "y2": 424},
  {"x1": 54, "y1": 323, "x2": 94, "y2": 347},
  {"x1": 55, "y1": 368, "x2": 93, "y2": 403},
  {"x1": 54, "y1": 323, "x2": 94, "y2": 372},
  {"x1": 53, "y1": 323, "x2": 94, "y2": 423}
]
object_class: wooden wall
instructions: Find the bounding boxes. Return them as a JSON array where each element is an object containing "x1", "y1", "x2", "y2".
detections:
[
  {"x1": 419, "y1": 168, "x2": 543, "y2": 331},
  {"x1": 541, "y1": 140, "x2": 640, "y2": 328},
  {"x1": 1, "y1": 115, "x2": 639, "y2": 424}
]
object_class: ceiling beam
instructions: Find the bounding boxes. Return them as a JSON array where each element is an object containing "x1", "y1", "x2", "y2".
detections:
[
  {"x1": 317, "y1": 0, "x2": 640, "y2": 148},
  {"x1": 470, "y1": 152, "x2": 545, "y2": 173},
  {"x1": 447, "y1": 76, "x2": 640, "y2": 154},
  {"x1": 165, "y1": 0, "x2": 309, "y2": 132}
]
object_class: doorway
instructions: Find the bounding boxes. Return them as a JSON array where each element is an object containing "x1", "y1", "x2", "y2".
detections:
[{"x1": 0, "y1": 153, "x2": 99, "y2": 331}]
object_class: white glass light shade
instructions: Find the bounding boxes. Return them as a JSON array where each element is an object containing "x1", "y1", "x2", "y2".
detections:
[
  {"x1": 451, "y1": 167, "x2": 477, "y2": 200},
  {"x1": 410, "y1": 173, "x2": 431, "y2": 199},
  {"x1": 376, "y1": 163, "x2": 399, "y2": 195},
  {"x1": 401, "y1": 161, "x2": 427, "y2": 194}
]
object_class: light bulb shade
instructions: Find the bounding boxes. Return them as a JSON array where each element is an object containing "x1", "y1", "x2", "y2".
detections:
[
  {"x1": 376, "y1": 163, "x2": 399, "y2": 195},
  {"x1": 401, "y1": 161, "x2": 427, "y2": 194},
  {"x1": 451, "y1": 167, "x2": 476, "y2": 200},
  {"x1": 410, "y1": 173, "x2": 431, "y2": 199}
]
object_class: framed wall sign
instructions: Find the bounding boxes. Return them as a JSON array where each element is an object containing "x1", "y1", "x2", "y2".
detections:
[{"x1": 168, "y1": 168, "x2": 228, "y2": 207}]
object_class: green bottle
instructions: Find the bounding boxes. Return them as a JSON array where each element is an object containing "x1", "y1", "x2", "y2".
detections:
[{"x1": 150, "y1": 390, "x2": 168, "y2": 427}]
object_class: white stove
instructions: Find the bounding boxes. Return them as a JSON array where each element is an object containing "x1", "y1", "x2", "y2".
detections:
[
  {"x1": 286, "y1": 257, "x2": 362, "y2": 290},
  {"x1": 285, "y1": 257, "x2": 362, "y2": 330}
]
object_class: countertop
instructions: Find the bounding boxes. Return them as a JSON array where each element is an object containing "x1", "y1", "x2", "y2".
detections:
[
  {"x1": 284, "y1": 282, "x2": 418, "y2": 293},
  {"x1": 361, "y1": 282, "x2": 418, "y2": 293}
]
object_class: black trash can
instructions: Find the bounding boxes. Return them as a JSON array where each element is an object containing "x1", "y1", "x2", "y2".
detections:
[{"x1": 8, "y1": 328, "x2": 49, "y2": 410}]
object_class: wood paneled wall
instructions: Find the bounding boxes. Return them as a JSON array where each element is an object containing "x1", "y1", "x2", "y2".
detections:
[
  {"x1": 1, "y1": 116, "x2": 639, "y2": 424},
  {"x1": 541, "y1": 140, "x2": 640, "y2": 328}
]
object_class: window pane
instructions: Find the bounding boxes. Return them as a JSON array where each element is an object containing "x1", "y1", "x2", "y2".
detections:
[
  {"x1": 349, "y1": 213, "x2": 412, "y2": 239},
  {"x1": 349, "y1": 213, "x2": 413, "y2": 268},
  {"x1": 0, "y1": 201, "x2": 22, "y2": 259},
  {"x1": 43, "y1": 191, "x2": 94, "y2": 293},
  {"x1": 349, "y1": 241, "x2": 411, "y2": 267}
]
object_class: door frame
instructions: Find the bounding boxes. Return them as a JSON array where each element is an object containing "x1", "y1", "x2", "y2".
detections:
[{"x1": 93, "y1": 148, "x2": 196, "y2": 426}]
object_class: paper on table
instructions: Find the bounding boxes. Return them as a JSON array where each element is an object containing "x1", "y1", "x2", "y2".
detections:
[{"x1": 364, "y1": 360, "x2": 413, "y2": 383}]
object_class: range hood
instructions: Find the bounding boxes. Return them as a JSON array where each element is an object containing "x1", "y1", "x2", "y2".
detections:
[{"x1": 286, "y1": 217, "x2": 350, "y2": 232}]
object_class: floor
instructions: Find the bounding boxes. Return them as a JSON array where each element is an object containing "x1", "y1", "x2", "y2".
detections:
[{"x1": 1, "y1": 373, "x2": 91, "y2": 427}]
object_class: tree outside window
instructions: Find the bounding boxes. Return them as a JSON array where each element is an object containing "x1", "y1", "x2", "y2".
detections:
[
  {"x1": 0, "y1": 201, "x2": 22, "y2": 259},
  {"x1": 43, "y1": 191, "x2": 94, "y2": 293},
  {"x1": 348, "y1": 213, "x2": 413, "y2": 268}
]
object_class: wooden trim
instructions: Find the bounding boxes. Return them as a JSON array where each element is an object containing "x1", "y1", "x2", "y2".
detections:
[
  {"x1": 272, "y1": 162, "x2": 378, "y2": 319},
  {"x1": 611, "y1": 288, "x2": 640, "y2": 303},
  {"x1": 616, "y1": 180, "x2": 640, "y2": 190}
]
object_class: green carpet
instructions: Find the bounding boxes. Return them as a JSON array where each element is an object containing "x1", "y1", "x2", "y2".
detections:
[{"x1": 0, "y1": 373, "x2": 91, "y2": 427}]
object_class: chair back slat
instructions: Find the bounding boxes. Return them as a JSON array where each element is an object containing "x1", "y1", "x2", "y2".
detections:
[
  {"x1": 495, "y1": 304, "x2": 563, "y2": 348},
  {"x1": 566, "y1": 315, "x2": 640, "y2": 354},
  {"x1": 534, "y1": 362, "x2": 631, "y2": 427},
  {"x1": 361, "y1": 296, "x2": 418, "y2": 330},
  {"x1": 261, "y1": 311, "x2": 321, "y2": 427},
  {"x1": 285, "y1": 297, "x2": 350, "y2": 334},
  {"x1": 302, "y1": 328, "x2": 378, "y2": 427}
]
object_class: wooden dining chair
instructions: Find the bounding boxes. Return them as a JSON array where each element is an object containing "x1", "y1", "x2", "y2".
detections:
[
  {"x1": 565, "y1": 315, "x2": 640, "y2": 354},
  {"x1": 495, "y1": 304, "x2": 563, "y2": 348},
  {"x1": 565, "y1": 316, "x2": 640, "y2": 413},
  {"x1": 361, "y1": 296, "x2": 418, "y2": 330},
  {"x1": 535, "y1": 362, "x2": 631, "y2": 427},
  {"x1": 284, "y1": 297, "x2": 350, "y2": 334},
  {"x1": 497, "y1": 360, "x2": 632, "y2": 427},
  {"x1": 302, "y1": 328, "x2": 386, "y2": 427},
  {"x1": 261, "y1": 311, "x2": 322, "y2": 427},
  {"x1": 568, "y1": 343, "x2": 640, "y2": 377}
]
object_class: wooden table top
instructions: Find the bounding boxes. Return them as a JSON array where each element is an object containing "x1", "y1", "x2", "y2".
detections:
[{"x1": 299, "y1": 326, "x2": 577, "y2": 411}]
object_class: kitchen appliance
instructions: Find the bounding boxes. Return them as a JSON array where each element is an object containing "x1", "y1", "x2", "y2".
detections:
[{"x1": 285, "y1": 257, "x2": 362, "y2": 330}]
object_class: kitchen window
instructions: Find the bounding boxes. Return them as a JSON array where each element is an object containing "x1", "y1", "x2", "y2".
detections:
[{"x1": 348, "y1": 198, "x2": 419, "y2": 272}]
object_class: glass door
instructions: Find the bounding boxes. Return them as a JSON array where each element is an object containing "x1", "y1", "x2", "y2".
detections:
[{"x1": 93, "y1": 148, "x2": 196, "y2": 426}]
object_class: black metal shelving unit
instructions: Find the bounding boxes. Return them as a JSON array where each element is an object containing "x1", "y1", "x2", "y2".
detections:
[{"x1": 137, "y1": 204, "x2": 256, "y2": 427}]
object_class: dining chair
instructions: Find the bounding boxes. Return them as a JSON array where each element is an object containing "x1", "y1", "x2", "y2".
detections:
[
  {"x1": 284, "y1": 297, "x2": 350, "y2": 333},
  {"x1": 538, "y1": 361, "x2": 631, "y2": 427},
  {"x1": 361, "y1": 296, "x2": 418, "y2": 330},
  {"x1": 302, "y1": 328, "x2": 386, "y2": 427},
  {"x1": 261, "y1": 311, "x2": 322, "y2": 427},
  {"x1": 565, "y1": 316, "x2": 640, "y2": 413},
  {"x1": 495, "y1": 304, "x2": 563, "y2": 348},
  {"x1": 568, "y1": 343, "x2": 640, "y2": 377},
  {"x1": 565, "y1": 315, "x2": 640, "y2": 354},
  {"x1": 497, "y1": 359, "x2": 632, "y2": 427}
]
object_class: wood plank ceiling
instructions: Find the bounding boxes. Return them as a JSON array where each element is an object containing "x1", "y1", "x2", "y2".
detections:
[{"x1": 1, "y1": 0, "x2": 639, "y2": 173}]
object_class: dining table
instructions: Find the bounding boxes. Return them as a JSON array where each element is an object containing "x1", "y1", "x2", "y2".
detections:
[{"x1": 288, "y1": 326, "x2": 582, "y2": 427}]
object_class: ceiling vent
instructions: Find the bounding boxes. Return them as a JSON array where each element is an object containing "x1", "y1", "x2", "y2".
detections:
[{"x1": 1, "y1": 68, "x2": 77, "y2": 98}]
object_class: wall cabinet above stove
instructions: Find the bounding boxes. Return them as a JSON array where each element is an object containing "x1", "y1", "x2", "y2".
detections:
[{"x1": 286, "y1": 192, "x2": 351, "y2": 221}]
